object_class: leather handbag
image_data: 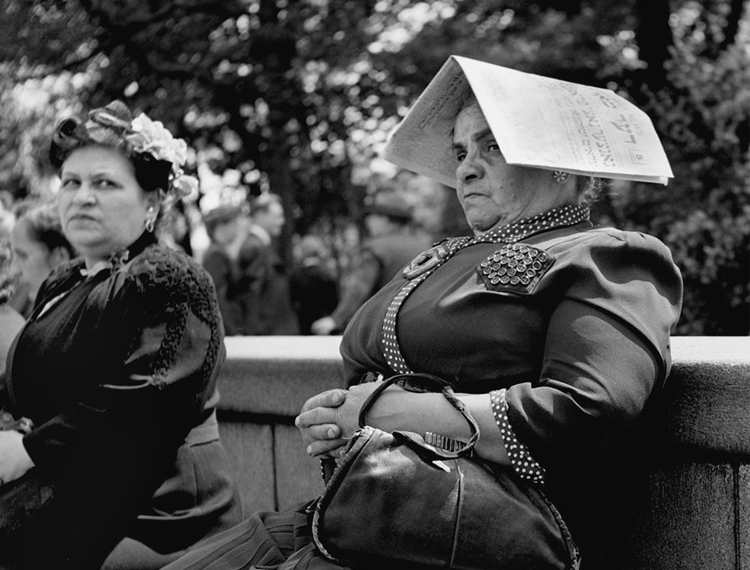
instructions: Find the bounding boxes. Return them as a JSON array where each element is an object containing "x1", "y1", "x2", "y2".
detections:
[{"x1": 311, "y1": 373, "x2": 580, "y2": 570}]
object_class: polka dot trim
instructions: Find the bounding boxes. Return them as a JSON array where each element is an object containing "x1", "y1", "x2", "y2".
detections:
[
  {"x1": 380, "y1": 204, "x2": 589, "y2": 374},
  {"x1": 491, "y1": 389, "x2": 545, "y2": 485}
]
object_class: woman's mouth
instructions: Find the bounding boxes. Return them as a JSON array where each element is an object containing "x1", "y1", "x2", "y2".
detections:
[{"x1": 69, "y1": 213, "x2": 96, "y2": 221}]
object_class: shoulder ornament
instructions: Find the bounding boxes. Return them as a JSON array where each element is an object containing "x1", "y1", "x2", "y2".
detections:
[
  {"x1": 477, "y1": 243, "x2": 554, "y2": 295},
  {"x1": 403, "y1": 237, "x2": 468, "y2": 280},
  {"x1": 124, "y1": 245, "x2": 222, "y2": 387}
]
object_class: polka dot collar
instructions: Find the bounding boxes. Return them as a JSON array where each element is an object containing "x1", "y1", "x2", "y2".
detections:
[{"x1": 470, "y1": 203, "x2": 590, "y2": 246}]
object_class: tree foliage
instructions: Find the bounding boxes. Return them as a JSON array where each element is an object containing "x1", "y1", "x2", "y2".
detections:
[{"x1": 1, "y1": 0, "x2": 748, "y2": 334}]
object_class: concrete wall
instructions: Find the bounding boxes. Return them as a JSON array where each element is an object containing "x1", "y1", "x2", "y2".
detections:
[{"x1": 217, "y1": 335, "x2": 750, "y2": 570}]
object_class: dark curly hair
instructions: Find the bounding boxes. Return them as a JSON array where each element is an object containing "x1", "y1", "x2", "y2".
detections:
[
  {"x1": 49, "y1": 101, "x2": 183, "y2": 231},
  {"x1": 49, "y1": 100, "x2": 172, "y2": 196}
]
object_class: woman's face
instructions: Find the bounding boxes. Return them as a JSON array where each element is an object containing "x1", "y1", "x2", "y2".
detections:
[
  {"x1": 58, "y1": 146, "x2": 156, "y2": 266},
  {"x1": 10, "y1": 218, "x2": 57, "y2": 298},
  {"x1": 254, "y1": 202, "x2": 285, "y2": 238},
  {"x1": 452, "y1": 103, "x2": 571, "y2": 234}
]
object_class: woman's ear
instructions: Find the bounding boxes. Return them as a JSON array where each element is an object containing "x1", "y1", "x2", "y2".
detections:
[{"x1": 146, "y1": 191, "x2": 163, "y2": 212}]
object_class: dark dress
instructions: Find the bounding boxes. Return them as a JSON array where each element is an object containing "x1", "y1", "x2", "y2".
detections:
[
  {"x1": 0, "y1": 232, "x2": 242, "y2": 570},
  {"x1": 162, "y1": 205, "x2": 682, "y2": 570},
  {"x1": 202, "y1": 244, "x2": 244, "y2": 336},
  {"x1": 328, "y1": 229, "x2": 433, "y2": 330},
  {"x1": 289, "y1": 259, "x2": 339, "y2": 335},
  {"x1": 236, "y1": 232, "x2": 299, "y2": 335}
]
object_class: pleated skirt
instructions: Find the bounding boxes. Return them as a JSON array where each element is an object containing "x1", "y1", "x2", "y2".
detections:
[{"x1": 161, "y1": 502, "x2": 352, "y2": 570}]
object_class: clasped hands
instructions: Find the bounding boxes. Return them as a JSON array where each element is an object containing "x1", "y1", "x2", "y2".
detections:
[{"x1": 296, "y1": 381, "x2": 386, "y2": 458}]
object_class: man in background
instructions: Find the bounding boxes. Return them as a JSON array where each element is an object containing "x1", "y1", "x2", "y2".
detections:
[
  {"x1": 201, "y1": 204, "x2": 245, "y2": 335},
  {"x1": 311, "y1": 191, "x2": 432, "y2": 335},
  {"x1": 237, "y1": 193, "x2": 299, "y2": 335}
]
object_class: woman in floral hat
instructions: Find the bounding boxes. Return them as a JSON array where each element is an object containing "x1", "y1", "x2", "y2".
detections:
[{"x1": 0, "y1": 101, "x2": 241, "y2": 569}]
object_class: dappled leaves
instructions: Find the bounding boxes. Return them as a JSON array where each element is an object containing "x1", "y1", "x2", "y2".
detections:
[{"x1": 1, "y1": 0, "x2": 748, "y2": 333}]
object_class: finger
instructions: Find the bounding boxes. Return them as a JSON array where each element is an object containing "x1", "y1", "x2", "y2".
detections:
[
  {"x1": 295, "y1": 406, "x2": 339, "y2": 429},
  {"x1": 300, "y1": 389, "x2": 347, "y2": 414},
  {"x1": 306, "y1": 438, "x2": 347, "y2": 458},
  {"x1": 301, "y1": 388, "x2": 346, "y2": 412},
  {"x1": 299, "y1": 423, "x2": 341, "y2": 448},
  {"x1": 308, "y1": 423, "x2": 341, "y2": 440}
]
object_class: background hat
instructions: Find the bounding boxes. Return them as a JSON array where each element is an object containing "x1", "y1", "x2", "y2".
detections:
[
  {"x1": 203, "y1": 204, "x2": 241, "y2": 234},
  {"x1": 365, "y1": 192, "x2": 413, "y2": 222}
]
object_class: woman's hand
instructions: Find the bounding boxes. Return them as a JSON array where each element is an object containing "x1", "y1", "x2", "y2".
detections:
[
  {"x1": 295, "y1": 382, "x2": 384, "y2": 457},
  {"x1": 0, "y1": 430, "x2": 35, "y2": 485},
  {"x1": 296, "y1": 389, "x2": 349, "y2": 457}
]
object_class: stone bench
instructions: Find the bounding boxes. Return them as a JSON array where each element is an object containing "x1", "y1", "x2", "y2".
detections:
[{"x1": 217, "y1": 335, "x2": 750, "y2": 570}]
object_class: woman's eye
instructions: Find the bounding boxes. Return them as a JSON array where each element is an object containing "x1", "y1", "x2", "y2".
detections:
[
  {"x1": 60, "y1": 179, "x2": 79, "y2": 190},
  {"x1": 487, "y1": 141, "x2": 500, "y2": 152},
  {"x1": 94, "y1": 178, "x2": 117, "y2": 189},
  {"x1": 455, "y1": 151, "x2": 466, "y2": 162}
]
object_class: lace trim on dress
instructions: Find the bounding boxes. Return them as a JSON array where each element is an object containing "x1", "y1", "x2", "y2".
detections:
[{"x1": 125, "y1": 245, "x2": 222, "y2": 388}]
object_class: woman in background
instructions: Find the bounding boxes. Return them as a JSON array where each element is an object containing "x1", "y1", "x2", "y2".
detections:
[
  {"x1": 0, "y1": 100, "x2": 241, "y2": 570},
  {"x1": 9, "y1": 200, "x2": 76, "y2": 318},
  {"x1": 0, "y1": 229, "x2": 24, "y2": 377}
]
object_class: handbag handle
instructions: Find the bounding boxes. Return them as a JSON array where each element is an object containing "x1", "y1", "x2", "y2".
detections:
[{"x1": 357, "y1": 372, "x2": 480, "y2": 459}]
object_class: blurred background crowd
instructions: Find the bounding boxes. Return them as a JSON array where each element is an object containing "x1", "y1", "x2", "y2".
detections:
[
  {"x1": 1, "y1": 0, "x2": 748, "y2": 336},
  {"x1": 0, "y1": 173, "x2": 456, "y2": 337}
]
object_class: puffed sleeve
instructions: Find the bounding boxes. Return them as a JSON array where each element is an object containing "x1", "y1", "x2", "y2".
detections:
[
  {"x1": 22, "y1": 247, "x2": 224, "y2": 470},
  {"x1": 504, "y1": 230, "x2": 682, "y2": 475}
]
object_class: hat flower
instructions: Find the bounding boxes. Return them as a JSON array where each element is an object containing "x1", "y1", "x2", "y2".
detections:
[{"x1": 126, "y1": 113, "x2": 197, "y2": 199}]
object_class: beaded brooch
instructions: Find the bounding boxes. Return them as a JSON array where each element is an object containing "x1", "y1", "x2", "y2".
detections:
[{"x1": 477, "y1": 243, "x2": 554, "y2": 294}]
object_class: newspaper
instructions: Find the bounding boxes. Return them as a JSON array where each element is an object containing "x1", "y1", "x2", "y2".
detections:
[{"x1": 382, "y1": 55, "x2": 673, "y2": 186}]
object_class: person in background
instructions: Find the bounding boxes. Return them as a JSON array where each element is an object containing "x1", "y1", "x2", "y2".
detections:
[
  {"x1": 0, "y1": 191, "x2": 15, "y2": 234},
  {"x1": 8, "y1": 200, "x2": 77, "y2": 318},
  {"x1": 0, "y1": 100, "x2": 241, "y2": 570},
  {"x1": 0, "y1": 227, "x2": 24, "y2": 379},
  {"x1": 311, "y1": 190, "x2": 433, "y2": 335},
  {"x1": 236, "y1": 192, "x2": 299, "y2": 335},
  {"x1": 158, "y1": 201, "x2": 193, "y2": 255},
  {"x1": 202, "y1": 204, "x2": 246, "y2": 336},
  {"x1": 289, "y1": 234, "x2": 339, "y2": 335}
]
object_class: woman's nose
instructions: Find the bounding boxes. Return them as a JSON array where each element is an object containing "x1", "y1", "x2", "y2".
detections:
[
  {"x1": 456, "y1": 150, "x2": 483, "y2": 182},
  {"x1": 72, "y1": 183, "x2": 96, "y2": 205}
]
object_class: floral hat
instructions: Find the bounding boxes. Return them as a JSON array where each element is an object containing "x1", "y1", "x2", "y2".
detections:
[{"x1": 50, "y1": 100, "x2": 198, "y2": 201}]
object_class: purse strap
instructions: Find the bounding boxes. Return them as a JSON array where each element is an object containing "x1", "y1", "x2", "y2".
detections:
[{"x1": 357, "y1": 372, "x2": 480, "y2": 459}]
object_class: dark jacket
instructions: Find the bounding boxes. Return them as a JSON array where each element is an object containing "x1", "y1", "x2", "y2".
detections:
[
  {"x1": 236, "y1": 232, "x2": 299, "y2": 335},
  {"x1": 0, "y1": 232, "x2": 241, "y2": 569}
]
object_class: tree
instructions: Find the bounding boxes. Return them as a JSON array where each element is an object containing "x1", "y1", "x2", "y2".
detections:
[{"x1": 1, "y1": 0, "x2": 748, "y2": 333}]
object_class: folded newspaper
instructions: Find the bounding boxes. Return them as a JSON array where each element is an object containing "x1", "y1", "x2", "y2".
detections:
[{"x1": 383, "y1": 55, "x2": 673, "y2": 186}]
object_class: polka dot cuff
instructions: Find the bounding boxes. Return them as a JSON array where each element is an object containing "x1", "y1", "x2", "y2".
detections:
[{"x1": 490, "y1": 389, "x2": 545, "y2": 485}]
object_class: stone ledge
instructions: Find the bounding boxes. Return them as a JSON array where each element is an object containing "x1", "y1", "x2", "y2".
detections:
[
  {"x1": 219, "y1": 336, "x2": 750, "y2": 456},
  {"x1": 216, "y1": 336, "x2": 750, "y2": 570},
  {"x1": 656, "y1": 336, "x2": 750, "y2": 457},
  {"x1": 220, "y1": 336, "x2": 345, "y2": 417}
]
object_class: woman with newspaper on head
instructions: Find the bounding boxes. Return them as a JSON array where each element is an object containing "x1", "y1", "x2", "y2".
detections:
[{"x1": 162, "y1": 56, "x2": 682, "y2": 570}]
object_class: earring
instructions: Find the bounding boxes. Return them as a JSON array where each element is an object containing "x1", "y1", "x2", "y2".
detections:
[
  {"x1": 145, "y1": 207, "x2": 156, "y2": 233},
  {"x1": 552, "y1": 170, "x2": 569, "y2": 184}
]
